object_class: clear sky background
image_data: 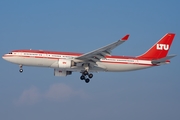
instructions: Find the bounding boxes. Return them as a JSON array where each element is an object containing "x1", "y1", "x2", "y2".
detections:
[{"x1": 0, "y1": 0, "x2": 180, "y2": 120}]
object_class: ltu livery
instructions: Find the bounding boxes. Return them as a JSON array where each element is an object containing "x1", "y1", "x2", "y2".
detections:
[
  {"x1": 156, "y1": 44, "x2": 169, "y2": 50},
  {"x1": 2, "y1": 33, "x2": 176, "y2": 83}
]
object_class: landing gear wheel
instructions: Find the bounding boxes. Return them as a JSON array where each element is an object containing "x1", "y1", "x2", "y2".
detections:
[
  {"x1": 19, "y1": 69, "x2": 23, "y2": 73},
  {"x1": 80, "y1": 75, "x2": 85, "y2": 80},
  {"x1": 88, "y1": 73, "x2": 93, "y2": 78},
  {"x1": 85, "y1": 78, "x2": 90, "y2": 83},
  {"x1": 83, "y1": 71, "x2": 88, "y2": 75}
]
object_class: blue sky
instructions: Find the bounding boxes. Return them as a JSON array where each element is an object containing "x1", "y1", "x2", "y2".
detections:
[{"x1": 0, "y1": 0, "x2": 180, "y2": 120}]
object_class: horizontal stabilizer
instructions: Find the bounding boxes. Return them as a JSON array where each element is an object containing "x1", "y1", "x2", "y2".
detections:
[{"x1": 151, "y1": 54, "x2": 176, "y2": 64}]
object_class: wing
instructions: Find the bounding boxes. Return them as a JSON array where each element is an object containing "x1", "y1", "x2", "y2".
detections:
[{"x1": 75, "y1": 34, "x2": 129, "y2": 63}]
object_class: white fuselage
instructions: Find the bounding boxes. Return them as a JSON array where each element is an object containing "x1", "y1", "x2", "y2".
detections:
[{"x1": 2, "y1": 50, "x2": 156, "y2": 72}]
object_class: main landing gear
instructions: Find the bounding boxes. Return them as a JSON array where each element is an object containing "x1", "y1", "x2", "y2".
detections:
[
  {"x1": 80, "y1": 71, "x2": 93, "y2": 83},
  {"x1": 19, "y1": 65, "x2": 23, "y2": 73}
]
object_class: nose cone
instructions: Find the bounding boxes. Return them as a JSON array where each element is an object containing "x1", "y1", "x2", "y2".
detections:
[
  {"x1": 2, "y1": 54, "x2": 10, "y2": 62},
  {"x1": 2, "y1": 54, "x2": 18, "y2": 64},
  {"x1": 2, "y1": 55, "x2": 6, "y2": 60}
]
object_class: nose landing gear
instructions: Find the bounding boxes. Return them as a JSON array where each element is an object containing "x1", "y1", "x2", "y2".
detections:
[
  {"x1": 19, "y1": 69, "x2": 23, "y2": 73},
  {"x1": 19, "y1": 65, "x2": 23, "y2": 73}
]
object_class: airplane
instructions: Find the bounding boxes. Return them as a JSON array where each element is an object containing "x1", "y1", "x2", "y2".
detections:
[{"x1": 2, "y1": 33, "x2": 176, "y2": 83}]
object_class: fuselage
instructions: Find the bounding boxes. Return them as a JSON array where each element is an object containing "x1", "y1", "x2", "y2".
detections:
[{"x1": 2, "y1": 49, "x2": 157, "y2": 72}]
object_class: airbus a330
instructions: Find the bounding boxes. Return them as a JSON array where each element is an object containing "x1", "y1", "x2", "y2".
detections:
[{"x1": 2, "y1": 33, "x2": 176, "y2": 83}]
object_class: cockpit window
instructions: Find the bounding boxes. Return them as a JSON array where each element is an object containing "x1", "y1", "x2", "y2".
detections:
[{"x1": 8, "y1": 52, "x2": 12, "y2": 54}]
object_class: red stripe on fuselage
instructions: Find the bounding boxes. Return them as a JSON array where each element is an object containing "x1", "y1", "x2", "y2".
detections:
[
  {"x1": 12, "y1": 50, "x2": 82, "y2": 56},
  {"x1": 11, "y1": 49, "x2": 136, "y2": 59},
  {"x1": 3, "y1": 55, "x2": 59, "y2": 60},
  {"x1": 101, "y1": 61, "x2": 157, "y2": 66}
]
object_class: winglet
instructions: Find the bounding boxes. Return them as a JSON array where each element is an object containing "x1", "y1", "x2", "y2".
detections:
[{"x1": 121, "y1": 34, "x2": 130, "y2": 41}]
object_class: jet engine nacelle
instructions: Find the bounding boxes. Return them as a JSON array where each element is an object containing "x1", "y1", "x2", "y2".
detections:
[{"x1": 58, "y1": 59, "x2": 76, "y2": 68}]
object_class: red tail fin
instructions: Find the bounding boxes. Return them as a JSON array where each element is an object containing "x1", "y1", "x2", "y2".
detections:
[{"x1": 137, "y1": 33, "x2": 175, "y2": 60}]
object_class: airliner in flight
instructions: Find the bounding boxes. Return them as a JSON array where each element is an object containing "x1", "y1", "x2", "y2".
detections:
[{"x1": 2, "y1": 33, "x2": 176, "y2": 83}]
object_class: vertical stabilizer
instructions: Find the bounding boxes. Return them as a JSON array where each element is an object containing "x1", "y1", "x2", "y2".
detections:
[{"x1": 137, "y1": 33, "x2": 175, "y2": 59}]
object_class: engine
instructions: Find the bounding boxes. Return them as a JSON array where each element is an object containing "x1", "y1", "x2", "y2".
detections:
[
  {"x1": 54, "y1": 69, "x2": 72, "y2": 76},
  {"x1": 58, "y1": 59, "x2": 76, "y2": 68}
]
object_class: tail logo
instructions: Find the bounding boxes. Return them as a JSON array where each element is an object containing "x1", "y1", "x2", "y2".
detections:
[{"x1": 156, "y1": 44, "x2": 169, "y2": 50}]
